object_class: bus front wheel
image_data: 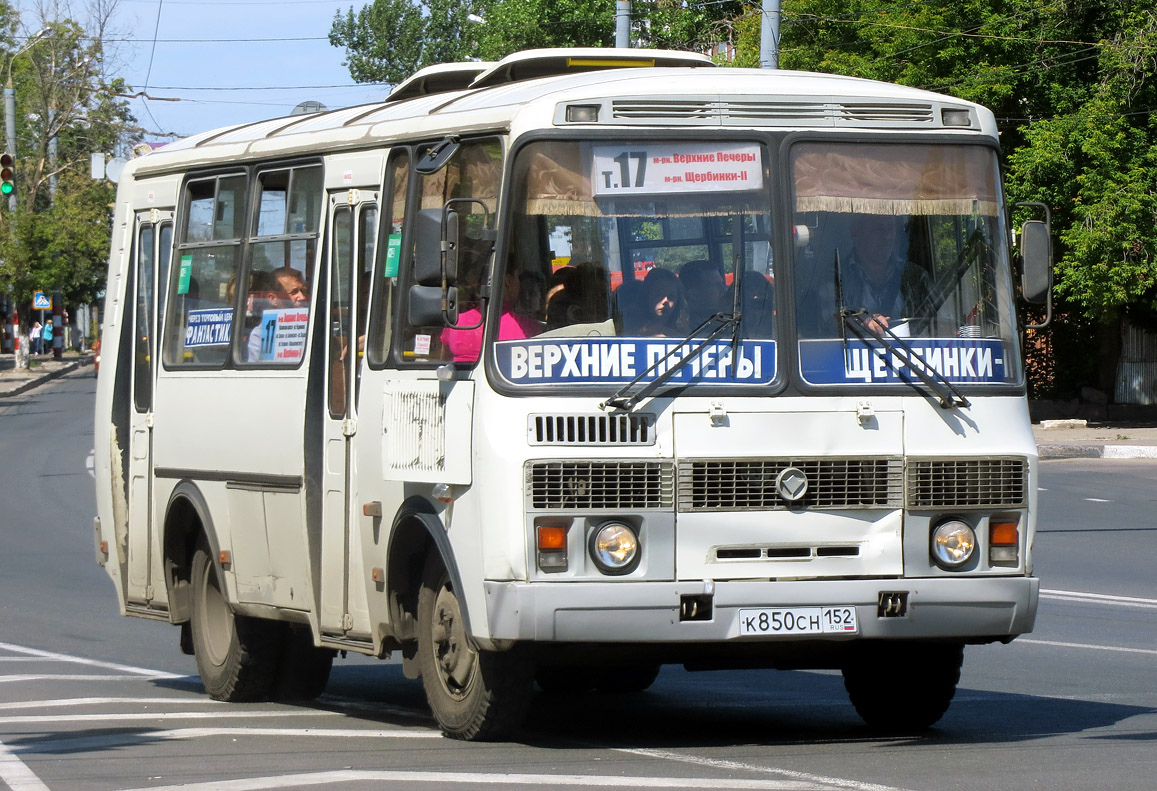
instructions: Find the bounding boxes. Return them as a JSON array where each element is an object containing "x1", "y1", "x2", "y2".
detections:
[
  {"x1": 189, "y1": 539, "x2": 279, "y2": 701},
  {"x1": 417, "y1": 559, "x2": 532, "y2": 740},
  {"x1": 842, "y1": 641, "x2": 964, "y2": 731}
]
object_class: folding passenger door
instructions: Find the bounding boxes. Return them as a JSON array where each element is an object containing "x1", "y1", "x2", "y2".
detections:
[
  {"x1": 126, "y1": 211, "x2": 174, "y2": 608},
  {"x1": 318, "y1": 191, "x2": 378, "y2": 639}
]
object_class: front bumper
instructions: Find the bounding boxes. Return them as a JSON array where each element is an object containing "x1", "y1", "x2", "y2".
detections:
[{"x1": 484, "y1": 576, "x2": 1038, "y2": 643}]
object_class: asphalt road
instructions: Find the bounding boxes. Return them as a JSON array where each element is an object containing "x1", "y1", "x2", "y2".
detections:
[{"x1": 0, "y1": 369, "x2": 1154, "y2": 791}]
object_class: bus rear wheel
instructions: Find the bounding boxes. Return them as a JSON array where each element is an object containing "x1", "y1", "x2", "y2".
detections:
[
  {"x1": 189, "y1": 539, "x2": 278, "y2": 702},
  {"x1": 842, "y1": 642, "x2": 964, "y2": 731},
  {"x1": 417, "y1": 559, "x2": 532, "y2": 740}
]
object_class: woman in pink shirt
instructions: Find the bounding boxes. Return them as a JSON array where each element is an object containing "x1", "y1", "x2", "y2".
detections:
[{"x1": 442, "y1": 268, "x2": 539, "y2": 362}]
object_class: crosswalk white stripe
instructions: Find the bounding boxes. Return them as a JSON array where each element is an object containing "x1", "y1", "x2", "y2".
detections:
[
  {"x1": 617, "y1": 748, "x2": 912, "y2": 791},
  {"x1": 0, "y1": 674, "x2": 185, "y2": 683},
  {"x1": 0, "y1": 710, "x2": 339, "y2": 725},
  {"x1": 0, "y1": 697, "x2": 223, "y2": 711},
  {"x1": 0, "y1": 738, "x2": 51, "y2": 791},
  {"x1": 1041, "y1": 588, "x2": 1157, "y2": 605},
  {"x1": 0, "y1": 641, "x2": 185, "y2": 678},
  {"x1": 115, "y1": 769, "x2": 831, "y2": 791}
]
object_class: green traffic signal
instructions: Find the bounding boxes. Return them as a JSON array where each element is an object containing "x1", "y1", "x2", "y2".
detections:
[{"x1": 0, "y1": 152, "x2": 14, "y2": 196}]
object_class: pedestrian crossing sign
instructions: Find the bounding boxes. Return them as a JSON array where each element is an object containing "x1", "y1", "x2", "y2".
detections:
[{"x1": 33, "y1": 291, "x2": 51, "y2": 310}]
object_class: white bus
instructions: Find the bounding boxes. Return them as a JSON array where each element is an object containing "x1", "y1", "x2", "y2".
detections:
[{"x1": 94, "y1": 48, "x2": 1048, "y2": 740}]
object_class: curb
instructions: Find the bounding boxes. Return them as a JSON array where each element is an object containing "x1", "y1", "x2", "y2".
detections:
[
  {"x1": 0, "y1": 358, "x2": 88, "y2": 398},
  {"x1": 1038, "y1": 443, "x2": 1157, "y2": 459}
]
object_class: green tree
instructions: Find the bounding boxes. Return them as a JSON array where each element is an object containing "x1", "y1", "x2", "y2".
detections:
[
  {"x1": 331, "y1": 0, "x2": 747, "y2": 83},
  {"x1": 0, "y1": 1, "x2": 140, "y2": 320},
  {"x1": 731, "y1": 0, "x2": 1157, "y2": 399},
  {"x1": 330, "y1": 0, "x2": 495, "y2": 85}
]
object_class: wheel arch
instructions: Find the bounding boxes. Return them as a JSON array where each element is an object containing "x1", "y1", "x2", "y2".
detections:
[
  {"x1": 385, "y1": 496, "x2": 470, "y2": 643},
  {"x1": 163, "y1": 480, "x2": 222, "y2": 625}
]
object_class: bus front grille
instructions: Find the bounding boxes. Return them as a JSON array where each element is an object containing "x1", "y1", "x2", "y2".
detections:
[
  {"x1": 527, "y1": 460, "x2": 674, "y2": 510},
  {"x1": 678, "y1": 458, "x2": 903, "y2": 511},
  {"x1": 528, "y1": 413, "x2": 655, "y2": 446},
  {"x1": 906, "y1": 458, "x2": 1027, "y2": 509}
]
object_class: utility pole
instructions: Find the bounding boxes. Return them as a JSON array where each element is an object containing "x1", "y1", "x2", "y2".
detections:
[
  {"x1": 615, "y1": 1, "x2": 631, "y2": 48},
  {"x1": 760, "y1": 0, "x2": 781, "y2": 70}
]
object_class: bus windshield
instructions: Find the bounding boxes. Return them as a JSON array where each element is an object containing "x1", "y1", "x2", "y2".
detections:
[
  {"x1": 790, "y1": 141, "x2": 1022, "y2": 388},
  {"x1": 493, "y1": 138, "x2": 776, "y2": 388}
]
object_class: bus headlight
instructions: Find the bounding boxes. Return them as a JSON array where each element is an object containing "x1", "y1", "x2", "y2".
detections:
[
  {"x1": 589, "y1": 521, "x2": 640, "y2": 575},
  {"x1": 930, "y1": 519, "x2": 976, "y2": 569}
]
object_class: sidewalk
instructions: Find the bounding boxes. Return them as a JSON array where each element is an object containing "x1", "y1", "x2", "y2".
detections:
[
  {"x1": 1, "y1": 354, "x2": 1155, "y2": 457},
  {"x1": 1032, "y1": 418, "x2": 1157, "y2": 459},
  {"x1": 0, "y1": 350, "x2": 92, "y2": 398}
]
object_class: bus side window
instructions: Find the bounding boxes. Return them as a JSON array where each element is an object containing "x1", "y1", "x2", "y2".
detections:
[
  {"x1": 164, "y1": 174, "x2": 247, "y2": 367},
  {"x1": 237, "y1": 165, "x2": 320, "y2": 366},
  {"x1": 399, "y1": 137, "x2": 502, "y2": 366}
]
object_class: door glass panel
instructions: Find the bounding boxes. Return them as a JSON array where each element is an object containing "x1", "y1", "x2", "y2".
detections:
[
  {"x1": 329, "y1": 207, "x2": 353, "y2": 417},
  {"x1": 133, "y1": 224, "x2": 155, "y2": 411}
]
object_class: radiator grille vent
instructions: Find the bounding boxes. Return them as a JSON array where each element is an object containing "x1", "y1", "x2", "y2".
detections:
[
  {"x1": 906, "y1": 458, "x2": 1027, "y2": 508},
  {"x1": 528, "y1": 460, "x2": 674, "y2": 510},
  {"x1": 609, "y1": 99, "x2": 936, "y2": 126},
  {"x1": 679, "y1": 458, "x2": 902, "y2": 511},
  {"x1": 528, "y1": 413, "x2": 655, "y2": 446}
]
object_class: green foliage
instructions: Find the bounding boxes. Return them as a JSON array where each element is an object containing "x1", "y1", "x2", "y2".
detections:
[
  {"x1": 476, "y1": 0, "x2": 615, "y2": 60},
  {"x1": 0, "y1": 3, "x2": 141, "y2": 317},
  {"x1": 331, "y1": 0, "x2": 494, "y2": 84}
]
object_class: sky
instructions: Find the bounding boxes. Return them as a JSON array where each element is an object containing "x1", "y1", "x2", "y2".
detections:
[{"x1": 17, "y1": 0, "x2": 387, "y2": 142}]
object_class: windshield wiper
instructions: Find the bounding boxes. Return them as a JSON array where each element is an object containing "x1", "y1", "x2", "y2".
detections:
[
  {"x1": 841, "y1": 308, "x2": 970, "y2": 410},
  {"x1": 601, "y1": 312, "x2": 741, "y2": 412}
]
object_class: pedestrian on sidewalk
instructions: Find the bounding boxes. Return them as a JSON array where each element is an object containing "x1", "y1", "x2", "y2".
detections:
[
  {"x1": 29, "y1": 321, "x2": 42, "y2": 355},
  {"x1": 42, "y1": 318, "x2": 54, "y2": 356}
]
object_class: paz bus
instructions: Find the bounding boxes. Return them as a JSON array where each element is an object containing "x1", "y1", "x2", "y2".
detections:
[{"x1": 94, "y1": 48, "x2": 1048, "y2": 740}]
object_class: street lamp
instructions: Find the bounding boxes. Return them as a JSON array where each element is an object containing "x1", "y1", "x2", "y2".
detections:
[{"x1": 4, "y1": 28, "x2": 52, "y2": 210}]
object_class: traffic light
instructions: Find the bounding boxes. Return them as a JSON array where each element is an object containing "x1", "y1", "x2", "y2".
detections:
[{"x1": 0, "y1": 153, "x2": 13, "y2": 196}]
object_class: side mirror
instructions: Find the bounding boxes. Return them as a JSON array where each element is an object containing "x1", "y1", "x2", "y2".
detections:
[
  {"x1": 414, "y1": 208, "x2": 459, "y2": 287},
  {"x1": 1019, "y1": 219, "x2": 1051, "y2": 304},
  {"x1": 408, "y1": 284, "x2": 459, "y2": 327}
]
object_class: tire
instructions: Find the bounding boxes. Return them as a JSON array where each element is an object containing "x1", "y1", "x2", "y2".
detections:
[
  {"x1": 417, "y1": 557, "x2": 533, "y2": 740},
  {"x1": 273, "y1": 625, "x2": 335, "y2": 702},
  {"x1": 189, "y1": 539, "x2": 279, "y2": 701},
  {"x1": 842, "y1": 642, "x2": 964, "y2": 732},
  {"x1": 594, "y1": 664, "x2": 661, "y2": 694},
  {"x1": 535, "y1": 664, "x2": 596, "y2": 695}
]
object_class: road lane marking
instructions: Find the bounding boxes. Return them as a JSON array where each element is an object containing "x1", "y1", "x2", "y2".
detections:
[
  {"x1": 0, "y1": 697, "x2": 223, "y2": 710},
  {"x1": 0, "y1": 710, "x2": 339, "y2": 725},
  {"x1": 116, "y1": 770, "x2": 834, "y2": 791},
  {"x1": 617, "y1": 749, "x2": 912, "y2": 791},
  {"x1": 1083, "y1": 497, "x2": 1111, "y2": 502},
  {"x1": 20, "y1": 728, "x2": 442, "y2": 755},
  {"x1": 1040, "y1": 589, "x2": 1157, "y2": 610},
  {"x1": 0, "y1": 738, "x2": 51, "y2": 791},
  {"x1": 1018, "y1": 639, "x2": 1157, "y2": 656},
  {"x1": 0, "y1": 642, "x2": 185, "y2": 678},
  {"x1": 0, "y1": 674, "x2": 187, "y2": 684}
]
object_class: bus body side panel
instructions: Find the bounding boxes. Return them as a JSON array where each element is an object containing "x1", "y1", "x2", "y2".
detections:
[{"x1": 151, "y1": 373, "x2": 314, "y2": 613}]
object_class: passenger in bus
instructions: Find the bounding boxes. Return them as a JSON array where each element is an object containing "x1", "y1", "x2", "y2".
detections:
[
  {"x1": 441, "y1": 267, "x2": 540, "y2": 362},
  {"x1": 638, "y1": 267, "x2": 688, "y2": 337},
  {"x1": 839, "y1": 214, "x2": 932, "y2": 337},
  {"x1": 273, "y1": 266, "x2": 309, "y2": 307},
  {"x1": 543, "y1": 262, "x2": 609, "y2": 332},
  {"x1": 613, "y1": 277, "x2": 646, "y2": 335},
  {"x1": 244, "y1": 270, "x2": 301, "y2": 362},
  {"x1": 679, "y1": 259, "x2": 730, "y2": 329}
]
